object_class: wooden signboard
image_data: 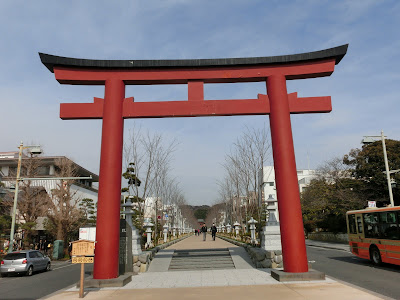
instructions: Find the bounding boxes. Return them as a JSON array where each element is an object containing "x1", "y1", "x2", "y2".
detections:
[
  {"x1": 70, "y1": 240, "x2": 96, "y2": 298},
  {"x1": 72, "y1": 256, "x2": 94, "y2": 264},
  {"x1": 71, "y1": 240, "x2": 95, "y2": 256}
]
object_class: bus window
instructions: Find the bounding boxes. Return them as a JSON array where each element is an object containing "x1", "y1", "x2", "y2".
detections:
[
  {"x1": 348, "y1": 214, "x2": 357, "y2": 234},
  {"x1": 364, "y1": 213, "x2": 380, "y2": 238},
  {"x1": 356, "y1": 215, "x2": 363, "y2": 234},
  {"x1": 379, "y1": 211, "x2": 400, "y2": 240}
]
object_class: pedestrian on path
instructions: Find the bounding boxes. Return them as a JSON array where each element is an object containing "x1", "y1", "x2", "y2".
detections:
[
  {"x1": 68, "y1": 242, "x2": 72, "y2": 259},
  {"x1": 201, "y1": 224, "x2": 207, "y2": 241},
  {"x1": 211, "y1": 223, "x2": 217, "y2": 241}
]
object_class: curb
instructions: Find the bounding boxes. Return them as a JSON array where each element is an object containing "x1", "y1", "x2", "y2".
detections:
[{"x1": 306, "y1": 242, "x2": 350, "y2": 252}]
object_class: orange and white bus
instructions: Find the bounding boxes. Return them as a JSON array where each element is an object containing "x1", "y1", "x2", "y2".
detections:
[{"x1": 346, "y1": 206, "x2": 400, "y2": 266}]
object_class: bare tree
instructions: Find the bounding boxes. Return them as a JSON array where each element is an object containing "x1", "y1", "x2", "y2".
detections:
[
  {"x1": 205, "y1": 202, "x2": 225, "y2": 226},
  {"x1": 124, "y1": 125, "x2": 186, "y2": 243},
  {"x1": 44, "y1": 158, "x2": 83, "y2": 245},
  {"x1": 218, "y1": 124, "x2": 272, "y2": 228},
  {"x1": 179, "y1": 201, "x2": 197, "y2": 229},
  {"x1": 124, "y1": 125, "x2": 178, "y2": 199},
  {"x1": 4, "y1": 154, "x2": 47, "y2": 248}
]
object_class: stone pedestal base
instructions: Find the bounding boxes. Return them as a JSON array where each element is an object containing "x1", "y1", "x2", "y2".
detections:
[
  {"x1": 271, "y1": 269, "x2": 325, "y2": 282},
  {"x1": 261, "y1": 225, "x2": 282, "y2": 251}
]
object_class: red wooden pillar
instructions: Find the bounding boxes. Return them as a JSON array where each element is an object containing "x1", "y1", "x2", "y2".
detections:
[
  {"x1": 267, "y1": 75, "x2": 308, "y2": 273},
  {"x1": 93, "y1": 79, "x2": 125, "y2": 279}
]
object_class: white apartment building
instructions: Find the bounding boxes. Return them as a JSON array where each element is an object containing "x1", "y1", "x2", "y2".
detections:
[{"x1": 258, "y1": 166, "x2": 318, "y2": 221}]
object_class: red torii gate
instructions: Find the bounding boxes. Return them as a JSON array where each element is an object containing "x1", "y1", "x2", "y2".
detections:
[{"x1": 40, "y1": 44, "x2": 347, "y2": 279}]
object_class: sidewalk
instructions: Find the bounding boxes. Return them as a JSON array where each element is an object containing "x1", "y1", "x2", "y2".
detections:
[{"x1": 44, "y1": 235, "x2": 386, "y2": 300}]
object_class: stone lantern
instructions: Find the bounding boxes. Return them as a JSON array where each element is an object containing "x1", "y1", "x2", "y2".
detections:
[
  {"x1": 163, "y1": 224, "x2": 168, "y2": 243},
  {"x1": 261, "y1": 194, "x2": 282, "y2": 251},
  {"x1": 121, "y1": 197, "x2": 134, "y2": 228},
  {"x1": 143, "y1": 222, "x2": 154, "y2": 247},
  {"x1": 121, "y1": 197, "x2": 142, "y2": 255},
  {"x1": 226, "y1": 224, "x2": 231, "y2": 233},
  {"x1": 248, "y1": 217, "x2": 258, "y2": 243},
  {"x1": 221, "y1": 225, "x2": 226, "y2": 233},
  {"x1": 233, "y1": 221, "x2": 241, "y2": 236},
  {"x1": 172, "y1": 226, "x2": 177, "y2": 237}
]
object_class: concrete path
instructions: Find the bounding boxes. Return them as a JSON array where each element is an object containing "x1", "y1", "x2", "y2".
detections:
[
  {"x1": 44, "y1": 234, "x2": 388, "y2": 300},
  {"x1": 46, "y1": 281, "x2": 384, "y2": 300}
]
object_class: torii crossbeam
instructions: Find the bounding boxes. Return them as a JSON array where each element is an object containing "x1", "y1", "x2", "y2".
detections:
[{"x1": 40, "y1": 44, "x2": 348, "y2": 279}]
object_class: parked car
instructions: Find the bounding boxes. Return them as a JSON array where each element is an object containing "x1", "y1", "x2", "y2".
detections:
[{"x1": 0, "y1": 250, "x2": 51, "y2": 277}]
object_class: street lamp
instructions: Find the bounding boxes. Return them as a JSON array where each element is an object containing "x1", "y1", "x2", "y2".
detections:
[
  {"x1": 362, "y1": 130, "x2": 395, "y2": 207},
  {"x1": 8, "y1": 142, "x2": 42, "y2": 253}
]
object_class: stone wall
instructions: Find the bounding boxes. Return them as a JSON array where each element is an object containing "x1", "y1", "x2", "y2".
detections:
[
  {"x1": 132, "y1": 234, "x2": 192, "y2": 275},
  {"x1": 307, "y1": 232, "x2": 348, "y2": 244},
  {"x1": 218, "y1": 235, "x2": 283, "y2": 269},
  {"x1": 247, "y1": 247, "x2": 283, "y2": 268}
]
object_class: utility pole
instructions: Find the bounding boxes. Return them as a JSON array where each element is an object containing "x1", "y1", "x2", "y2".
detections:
[{"x1": 381, "y1": 130, "x2": 394, "y2": 207}]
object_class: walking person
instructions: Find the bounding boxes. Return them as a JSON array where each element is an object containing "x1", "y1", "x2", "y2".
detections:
[
  {"x1": 201, "y1": 224, "x2": 207, "y2": 241},
  {"x1": 43, "y1": 239, "x2": 49, "y2": 255},
  {"x1": 39, "y1": 239, "x2": 44, "y2": 253},
  {"x1": 68, "y1": 242, "x2": 73, "y2": 259},
  {"x1": 211, "y1": 223, "x2": 217, "y2": 241}
]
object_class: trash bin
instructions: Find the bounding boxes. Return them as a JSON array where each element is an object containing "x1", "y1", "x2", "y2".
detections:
[{"x1": 52, "y1": 240, "x2": 64, "y2": 260}]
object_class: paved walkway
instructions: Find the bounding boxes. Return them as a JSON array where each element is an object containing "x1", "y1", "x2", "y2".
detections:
[{"x1": 44, "y1": 235, "x2": 387, "y2": 300}]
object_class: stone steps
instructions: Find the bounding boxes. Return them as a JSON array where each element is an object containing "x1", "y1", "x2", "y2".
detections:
[{"x1": 168, "y1": 248, "x2": 235, "y2": 271}]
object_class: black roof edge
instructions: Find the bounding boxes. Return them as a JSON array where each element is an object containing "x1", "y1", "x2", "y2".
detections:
[{"x1": 39, "y1": 44, "x2": 348, "y2": 73}]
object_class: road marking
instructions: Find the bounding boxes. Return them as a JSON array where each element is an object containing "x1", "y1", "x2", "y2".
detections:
[
  {"x1": 51, "y1": 263, "x2": 75, "y2": 271},
  {"x1": 307, "y1": 245, "x2": 351, "y2": 253}
]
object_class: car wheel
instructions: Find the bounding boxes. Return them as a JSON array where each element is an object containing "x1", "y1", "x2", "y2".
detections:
[
  {"x1": 26, "y1": 266, "x2": 33, "y2": 276},
  {"x1": 370, "y1": 246, "x2": 382, "y2": 266},
  {"x1": 46, "y1": 262, "x2": 51, "y2": 271}
]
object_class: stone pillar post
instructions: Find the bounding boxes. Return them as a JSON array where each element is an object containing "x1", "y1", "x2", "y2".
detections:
[
  {"x1": 144, "y1": 222, "x2": 153, "y2": 248},
  {"x1": 248, "y1": 217, "x2": 258, "y2": 243},
  {"x1": 163, "y1": 224, "x2": 168, "y2": 243},
  {"x1": 234, "y1": 221, "x2": 240, "y2": 236}
]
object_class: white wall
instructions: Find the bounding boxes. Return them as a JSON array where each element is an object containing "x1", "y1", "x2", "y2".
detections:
[{"x1": 258, "y1": 166, "x2": 318, "y2": 222}]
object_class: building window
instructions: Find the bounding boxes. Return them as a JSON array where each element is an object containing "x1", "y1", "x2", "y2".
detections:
[{"x1": 37, "y1": 166, "x2": 50, "y2": 176}]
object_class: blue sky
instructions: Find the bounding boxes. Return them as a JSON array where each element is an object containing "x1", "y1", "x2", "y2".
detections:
[{"x1": 1, "y1": 1, "x2": 399, "y2": 205}]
